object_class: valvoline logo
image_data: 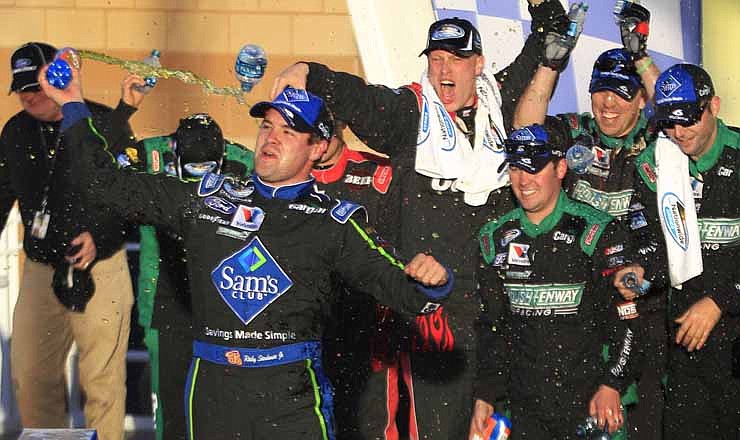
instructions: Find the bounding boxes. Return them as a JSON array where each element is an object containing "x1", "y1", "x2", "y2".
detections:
[{"x1": 212, "y1": 237, "x2": 293, "y2": 325}]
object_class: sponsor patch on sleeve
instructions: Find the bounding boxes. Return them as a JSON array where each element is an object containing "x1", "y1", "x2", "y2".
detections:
[
  {"x1": 584, "y1": 224, "x2": 600, "y2": 246},
  {"x1": 330, "y1": 200, "x2": 365, "y2": 224}
]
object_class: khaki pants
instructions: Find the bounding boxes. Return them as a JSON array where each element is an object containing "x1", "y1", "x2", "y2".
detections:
[{"x1": 11, "y1": 249, "x2": 134, "y2": 440}]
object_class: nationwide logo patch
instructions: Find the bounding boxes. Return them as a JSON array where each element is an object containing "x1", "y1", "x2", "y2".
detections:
[
  {"x1": 661, "y1": 192, "x2": 689, "y2": 251},
  {"x1": 212, "y1": 237, "x2": 293, "y2": 325}
]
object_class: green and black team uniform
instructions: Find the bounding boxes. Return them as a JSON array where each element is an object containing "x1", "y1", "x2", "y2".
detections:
[
  {"x1": 635, "y1": 119, "x2": 740, "y2": 438},
  {"x1": 559, "y1": 110, "x2": 665, "y2": 438},
  {"x1": 553, "y1": 48, "x2": 666, "y2": 440},
  {"x1": 61, "y1": 92, "x2": 453, "y2": 440},
  {"x1": 119, "y1": 122, "x2": 254, "y2": 440},
  {"x1": 476, "y1": 191, "x2": 640, "y2": 439}
]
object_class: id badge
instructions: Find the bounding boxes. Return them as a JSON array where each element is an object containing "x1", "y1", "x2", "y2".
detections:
[{"x1": 31, "y1": 211, "x2": 50, "y2": 239}]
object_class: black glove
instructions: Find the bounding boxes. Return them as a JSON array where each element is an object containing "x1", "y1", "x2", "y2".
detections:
[
  {"x1": 615, "y1": 1, "x2": 650, "y2": 60},
  {"x1": 542, "y1": 3, "x2": 587, "y2": 71}
]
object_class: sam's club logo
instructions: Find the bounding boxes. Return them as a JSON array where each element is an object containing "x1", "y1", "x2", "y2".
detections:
[{"x1": 212, "y1": 237, "x2": 293, "y2": 325}]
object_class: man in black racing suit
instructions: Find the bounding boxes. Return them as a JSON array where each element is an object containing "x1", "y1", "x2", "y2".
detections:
[
  {"x1": 635, "y1": 64, "x2": 740, "y2": 439},
  {"x1": 271, "y1": 2, "x2": 570, "y2": 437},
  {"x1": 471, "y1": 119, "x2": 646, "y2": 439},
  {"x1": 42, "y1": 65, "x2": 456, "y2": 440}
]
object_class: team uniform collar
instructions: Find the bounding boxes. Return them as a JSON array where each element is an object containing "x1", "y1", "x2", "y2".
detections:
[
  {"x1": 592, "y1": 112, "x2": 648, "y2": 150},
  {"x1": 517, "y1": 190, "x2": 568, "y2": 237},
  {"x1": 688, "y1": 118, "x2": 732, "y2": 176},
  {"x1": 253, "y1": 175, "x2": 316, "y2": 200},
  {"x1": 312, "y1": 146, "x2": 351, "y2": 184}
]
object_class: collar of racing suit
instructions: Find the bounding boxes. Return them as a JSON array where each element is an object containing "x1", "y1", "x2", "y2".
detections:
[
  {"x1": 591, "y1": 112, "x2": 648, "y2": 151},
  {"x1": 517, "y1": 190, "x2": 569, "y2": 237},
  {"x1": 252, "y1": 174, "x2": 316, "y2": 200},
  {"x1": 690, "y1": 118, "x2": 733, "y2": 176}
]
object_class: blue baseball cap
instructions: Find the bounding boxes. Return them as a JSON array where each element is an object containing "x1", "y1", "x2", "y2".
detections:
[
  {"x1": 498, "y1": 118, "x2": 569, "y2": 174},
  {"x1": 589, "y1": 49, "x2": 643, "y2": 101},
  {"x1": 654, "y1": 64, "x2": 715, "y2": 127},
  {"x1": 250, "y1": 87, "x2": 334, "y2": 140}
]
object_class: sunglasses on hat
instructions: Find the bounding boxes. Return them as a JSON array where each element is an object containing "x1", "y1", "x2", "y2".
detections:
[{"x1": 658, "y1": 101, "x2": 709, "y2": 130}]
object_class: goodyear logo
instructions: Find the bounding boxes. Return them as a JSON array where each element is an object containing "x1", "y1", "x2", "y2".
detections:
[
  {"x1": 212, "y1": 237, "x2": 293, "y2": 325},
  {"x1": 698, "y1": 218, "x2": 740, "y2": 245}
]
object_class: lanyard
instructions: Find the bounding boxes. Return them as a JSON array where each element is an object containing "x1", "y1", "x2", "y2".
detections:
[{"x1": 37, "y1": 121, "x2": 62, "y2": 214}]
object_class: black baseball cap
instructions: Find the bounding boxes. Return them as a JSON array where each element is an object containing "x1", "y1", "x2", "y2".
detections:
[
  {"x1": 498, "y1": 117, "x2": 570, "y2": 174},
  {"x1": 420, "y1": 17, "x2": 482, "y2": 58},
  {"x1": 653, "y1": 64, "x2": 715, "y2": 127},
  {"x1": 173, "y1": 113, "x2": 225, "y2": 165},
  {"x1": 9, "y1": 42, "x2": 57, "y2": 94},
  {"x1": 250, "y1": 87, "x2": 334, "y2": 141},
  {"x1": 589, "y1": 48, "x2": 643, "y2": 101}
]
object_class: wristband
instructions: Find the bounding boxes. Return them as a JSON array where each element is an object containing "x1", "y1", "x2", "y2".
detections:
[{"x1": 636, "y1": 57, "x2": 653, "y2": 75}]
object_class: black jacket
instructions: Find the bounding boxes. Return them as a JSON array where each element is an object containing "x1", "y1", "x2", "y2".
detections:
[
  {"x1": 0, "y1": 100, "x2": 134, "y2": 265},
  {"x1": 476, "y1": 192, "x2": 640, "y2": 405},
  {"x1": 636, "y1": 120, "x2": 740, "y2": 357},
  {"x1": 64, "y1": 117, "x2": 449, "y2": 349}
]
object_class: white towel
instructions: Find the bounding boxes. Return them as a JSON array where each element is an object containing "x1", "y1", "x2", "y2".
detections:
[
  {"x1": 414, "y1": 68, "x2": 509, "y2": 206},
  {"x1": 655, "y1": 134, "x2": 703, "y2": 287}
]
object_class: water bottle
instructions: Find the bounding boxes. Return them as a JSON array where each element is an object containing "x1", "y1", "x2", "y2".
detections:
[
  {"x1": 576, "y1": 416, "x2": 611, "y2": 440},
  {"x1": 566, "y1": 2, "x2": 589, "y2": 40},
  {"x1": 46, "y1": 47, "x2": 81, "y2": 90},
  {"x1": 132, "y1": 49, "x2": 161, "y2": 94},
  {"x1": 621, "y1": 271, "x2": 651, "y2": 297},
  {"x1": 235, "y1": 44, "x2": 267, "y2": 93},
  {"x1": 566, "y1": 134, "x2": 595, "y2": 174},
  {"x1": 472, "y1": 413, "x2": 511, "y2": 440}
]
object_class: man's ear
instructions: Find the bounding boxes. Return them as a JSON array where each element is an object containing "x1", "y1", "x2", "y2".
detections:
[
  {"x1": 475, "y1": 55, "x2": 485, "y2": 76},
  {"x1": 310, "y1": 139, "x2": 329, "y2": 162},
  {"x1": 555, "y1": 158, "x2": 568, "y2": 179},
  {"x1": 708, "y1": 95, "x2": 721, "y2": 117}
]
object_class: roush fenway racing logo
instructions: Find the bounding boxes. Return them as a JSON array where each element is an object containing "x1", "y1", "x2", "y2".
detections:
[{"x1": 412, "y1": 307, "x2": 455, "y2": 352}]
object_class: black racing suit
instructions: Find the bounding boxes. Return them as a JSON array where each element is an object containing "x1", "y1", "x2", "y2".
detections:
[
  {"x1": 311, "y1": 147, "x2": 403, "y2": 439},
  {"x1": 635, "y1": 120, "x2": 740, "y2": 439},
  {"x1": 304, "y1": 1, "x2": 566, "y2": 437},
  {"x1": 119, "y1": 135, "x2": 254, "y2": 440},
  {"x1": 63, "y1": 112, "x2": 452, "y2": 440},
  {"x1": 476, "y1": 191, "x2": 642, "y2": 439},
  {"x1": 559, "y1": 112, "x2": 666, "y2": 439}
]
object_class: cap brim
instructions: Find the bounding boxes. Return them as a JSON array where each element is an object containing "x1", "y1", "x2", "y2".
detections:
[
  {"x1": 420, "y1": 44, "x2": 477, "y2": 58},
  {"x1": 589, "y1": 78, "x2": 640, "y2": 101},
  {"x1": 249, "y1": 101, "x2": 315, "y2": 134},
  {"x1": 9, "y1": 71, "x2": 40, "y2": 94},
  {"x1": 654, "y1": 102, "x2": 704, "y2": 126},
  {"x1": 500, "y1": 155, "x2": 553, "y2": 174}
]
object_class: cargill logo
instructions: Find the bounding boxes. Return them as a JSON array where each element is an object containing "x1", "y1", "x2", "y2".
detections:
[{"x1": 212, "y1": 237, "x2": 293, "y2": 325}]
